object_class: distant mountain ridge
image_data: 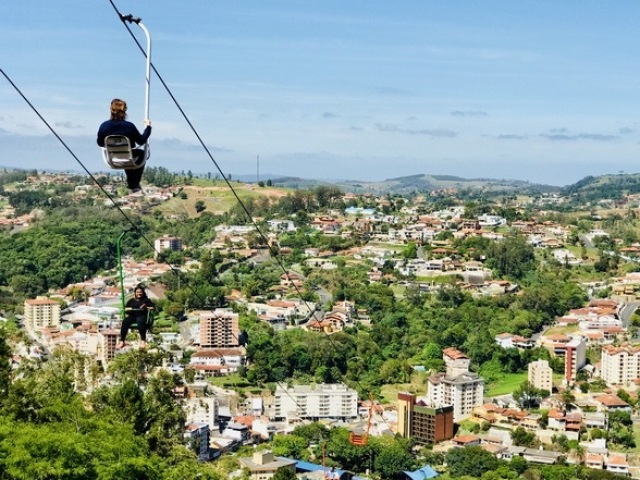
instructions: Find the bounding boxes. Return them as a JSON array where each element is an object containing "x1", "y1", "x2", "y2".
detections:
[
  {"x1": 251, "y1": 173, "x2": 559, "y2": 195},
  {"x1": 6, "y1": 165, "x2": 635, "y2": 198}
]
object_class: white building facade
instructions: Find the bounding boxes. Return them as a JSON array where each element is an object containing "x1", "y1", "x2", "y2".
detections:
[
  {"x1": 426, "y1": 348, "x2": 484, "y2": 422},
  {"x1": 601, "y1": 344, "x2": 640, "y2": 386},
  {"x1": 185, "y1": 396, "x2": 218, "y2": 432},
  {"x1": 273, "y1": 383, "x2": 358, "y2": 421}
]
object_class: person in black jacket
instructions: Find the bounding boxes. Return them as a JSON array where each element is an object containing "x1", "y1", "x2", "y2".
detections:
[
  {"x1": 118, "y1": 284, "x2": 154, "y2": 349},
  {"x1": 97, "y1": 98, "x2": 151, "y2": 193}
]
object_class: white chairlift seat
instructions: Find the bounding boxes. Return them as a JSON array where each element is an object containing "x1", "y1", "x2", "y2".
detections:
[{"x1": 102, "y1": 135, "x2": 149, "y2": 170}]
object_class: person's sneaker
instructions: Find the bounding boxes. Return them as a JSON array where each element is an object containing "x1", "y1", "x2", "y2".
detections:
[
  {"x1": 129, "y1": 187, "x2": 143, "y2": 196},
  {"x1": 139, "y1": 341, "x2": 147, "y2": 349},
  {"x1": 116, "y1": 341, "x2": 125, "y2": 349}
]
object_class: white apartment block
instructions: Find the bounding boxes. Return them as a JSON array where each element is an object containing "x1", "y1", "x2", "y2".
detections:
[
  {"x1": 528, "y1": 359, "x2": 553, "y2": 393},
  {"x1": 184, "y1": 423, "x2": 210, "y2": 460},
  {"x1": 24, "y1": 297, "x2": 61, "y2": 333},
  {"x1": 273, "y1": 383, "x2": 358, "y2": 421},
  {"x1": 601, "y1": 344, "x2": 640, "y2": 386},
  {"x1": 387, "y1": 226, "x2": 438, "y2": 244},
  {"x1": 154, "y1": 235, "x2": 183, "y2": 258},
  {"x1": 267, "y1": 219, "x2": 296, "y2": 232},
  {"x1": 185, "y1": 396, "x2": 218, "y2": 432},
  {"x1": 64, "y1": 331, "x2": 99, "y2": 356},
  {"x1": 578, "y1": 315, "x2": 622, "y2": 331},
  {"x1": 427, "y1": 348, "x2": 484, "y2": 423},
  {"x1": 198, "y1": 309, "x2": 239, "y2": 348}
]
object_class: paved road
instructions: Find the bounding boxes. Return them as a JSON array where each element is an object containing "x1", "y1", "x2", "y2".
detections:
[{"x1": 619, "y1": 301, "x2": 640, "y2": 329}]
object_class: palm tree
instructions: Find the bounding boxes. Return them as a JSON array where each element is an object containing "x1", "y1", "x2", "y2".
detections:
[
  {"x1": 560, "y1": 389, "x2": 576, "y2": 411},
  {"x1": 574, "y1": 445, "x2": 586, "y2": 464}
]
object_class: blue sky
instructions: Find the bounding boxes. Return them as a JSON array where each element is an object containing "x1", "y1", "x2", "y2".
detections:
[{"x1": 2, "y1": 1, "x2": 640, "y2": 186}]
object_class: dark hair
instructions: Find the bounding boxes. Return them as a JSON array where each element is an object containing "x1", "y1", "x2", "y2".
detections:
[
  {"x1": 134, "y1": 284, "x2": 147, "y2": 295},
  {"x1": 110, "y1": 98, "x2": 127, "y2": 121}
]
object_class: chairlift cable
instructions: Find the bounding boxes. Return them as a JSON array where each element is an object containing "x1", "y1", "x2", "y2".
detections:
[
  {"x1": 0, "y1": 70, "x2": 243, "y2": 343},
  {"x1": 105, "y1": 0, "x2": 318, "y2": 332},
  {"x1": 106, "y1": 1, "x2": 388, "y2": 437}
]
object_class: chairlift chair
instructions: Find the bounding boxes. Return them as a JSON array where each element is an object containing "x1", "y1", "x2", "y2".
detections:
[
  {"x1": 348, "y1": 432, "x2": 369, "y2": 446},
  {"x1": 102, "y1": 135, "x2": 150, "y2": 170},
  {"x1": 102, "y1": 13, "x2": 152, "y2": 170},
  {"x1": 127, "y1": 307, "x2": 155, "y2": 332},
  {"x1": 349, "y1": 393, "x2": 375, "y2": 447}
]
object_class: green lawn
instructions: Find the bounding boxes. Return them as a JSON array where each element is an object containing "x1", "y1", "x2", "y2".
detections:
[
  {"x1": 380, "y1": 372, "x2": 429, "y2": 404},
  {"x1": 485, "y1": 372, "x2": 527, "y2": 397}
]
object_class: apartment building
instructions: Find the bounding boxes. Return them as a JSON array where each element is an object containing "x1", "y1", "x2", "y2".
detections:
[
  {"x1": 183, "y1": 423, "x2": 210, "y2": 461},
  {"x1": 185, "y1": 396, "x2": 218, "y2": 432},
  {"x1": 97, "y1": 329, "x2": 119, "y2": 364},
  {"x1": 273, "y1": 383, "x2": 358, "y2": 421},
  {"x1": 154, "y1": 235, "x2": 183, "y2": 258},
  {"x1": 426, "y1": 348, "x2": 484, "y2": 422},
  {"x1": 24, "y1": 297, "x2": 61, "y2": 333},
  {"x1": 199, "y1": 308, "x2": 239, "y2": 348},
  {"x1": 528, "y1": 359, "x2": 553, "y2": 393},
  {"x1": 540, "y1": 333, "x2": 587, "y2": 384},
  {"x1": 397, "y1": 392, "x2": 454, "y2": 444},
  {"x1": 601, "y1": 344, "x2": 640, "y2": 386}
]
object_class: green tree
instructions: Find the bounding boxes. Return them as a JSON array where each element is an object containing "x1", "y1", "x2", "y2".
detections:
[
  {"x1": 402, "y1": 242, "x2": 418, "y2": 259},
  {"x1": 0, "y1": 328, "x2": 11, "y2": 401},
  {"x1": 509, "y1": 455, "x2": 528, "y2": 475},
  {"x1": 446, "y1": 446, "x2": 499, "y2": 478},
  {"x1": 195, "y1": 200, "x2": 206, "y2": 213},
  {"x1": 271, "y1": 468, "x2": 297, "y2": 480},
  {"x1": 373, "y1": 441, "x2": 415, "y2": 480},
  {"x1": 510, "y1": 427, "x2": 537, "y2": 447},
  {"x1": 513, "y1": 381, "x2": 546, "y2": 409},
  {"x1": 271, "y1": 434, "x2": 309, "y2": 459},
  {"x1": 484, "y1": 235, "x2": 536, "y2": 279}
]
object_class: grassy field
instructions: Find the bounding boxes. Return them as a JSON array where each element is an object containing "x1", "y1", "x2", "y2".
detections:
[
  {"x1": 153, "y1": 183, "x2": 289, "y2": 218},
  {"x1": 629, "y1": 423, "x2": 640, "y2": 454},
  {"x1": 543, "y1": 324, "x2": 579, "y2": 336},
  {"x1": 380, "y1": 372, "x2": 429, "y2": 404},
  {"x1": 485, "y1": 372, "x2": 527, "y2": 397},
  {"x1": 207, "y1": 372, "x2": 255, "y2": 391}
]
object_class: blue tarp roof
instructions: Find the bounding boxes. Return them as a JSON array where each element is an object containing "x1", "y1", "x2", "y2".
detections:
[
  {"x1": 403, "y1": 465, "x2": 439, "y2": 480},
  {"x1": 281, "y1": 458, "x2": 348, "y2": 478}
]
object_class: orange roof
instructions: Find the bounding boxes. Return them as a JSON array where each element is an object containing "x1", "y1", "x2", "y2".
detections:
[
  {"x1": 233, "y1": 415, "x2": 255, "y2": 427},
  {"x1": 596, "y1": 395, "x2": 629, "y2": 407},
  {"x1": 443, "y1": 347, "x2": 468, "y2": 360},
  {"x1": 545, "y1": 333, "x2": 570, "y2": 341},
  {"x1": 607, "y1": 455, "x2": 628, "y2": 466},
  {"x1": 25, "y1": 298, "x2": 59, "y2": 305},
  {"x1": 602, "y1": 344, "x2": 640, "y2": 355},
  {"x1": 453, "y1": 434, "x2": 479, "y2": 444}
]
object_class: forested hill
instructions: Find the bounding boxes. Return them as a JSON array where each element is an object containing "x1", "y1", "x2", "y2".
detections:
[{"x1": 561, "y1": 173, "x2": 640, "y2": 201}]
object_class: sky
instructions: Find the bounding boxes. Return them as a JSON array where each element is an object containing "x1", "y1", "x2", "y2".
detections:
[{"x1": 2, "y1": 1, "x2": 640, "y2": 186}]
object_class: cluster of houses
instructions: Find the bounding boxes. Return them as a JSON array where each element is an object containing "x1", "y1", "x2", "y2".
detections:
[{"x1": 13, "y1": 176, "x2": 640, "y2": 477}]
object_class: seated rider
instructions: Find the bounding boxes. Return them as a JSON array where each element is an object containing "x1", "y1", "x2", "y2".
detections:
[
  {"x1": 97, "y1": 98, "x2": 151, "y2": 194},
  {"x1": 118, "y1": 283, "x2": 155, "y2": 349}
]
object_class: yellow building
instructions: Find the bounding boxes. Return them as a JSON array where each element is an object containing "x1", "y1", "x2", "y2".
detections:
[
  {"x1": 528, "y1": 359, "x2": 553, "y2": 393},
  {"x1": 238, "y1": 451, "x2": 296, "y2": 480}
]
